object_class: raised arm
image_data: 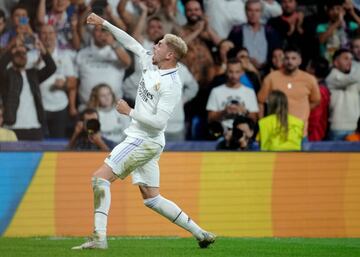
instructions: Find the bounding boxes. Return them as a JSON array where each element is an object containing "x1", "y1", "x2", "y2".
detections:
[{"x1": 87, "y1": 13, "x2": 145, "y2": 57}]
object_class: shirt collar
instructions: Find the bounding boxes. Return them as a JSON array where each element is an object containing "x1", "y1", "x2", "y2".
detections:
[{"x1": 158, "y1": 66, "x2": 178, "y2": 76}]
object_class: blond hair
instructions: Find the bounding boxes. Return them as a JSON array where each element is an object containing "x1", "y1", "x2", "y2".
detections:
[
  {"x1": 163, "y1": 34, "x2": 188, "y2": 60},
  {"x1": 87, "y1": 83, "x2": 116, "y2": 109}
]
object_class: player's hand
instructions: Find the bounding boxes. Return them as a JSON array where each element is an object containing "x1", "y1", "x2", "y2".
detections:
[
  {"x1": 116, "y1": 99, "x2": 131, "y2": 115},
  {"x1": 87, "y1": 13, "x2": 105, "y2": 25}
]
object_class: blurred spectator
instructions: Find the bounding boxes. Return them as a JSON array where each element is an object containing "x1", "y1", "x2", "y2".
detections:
[
  {"x1": 262, "y1": 47, "x2": 285, "y2": 77},
  {"x1": 326, "y1": 48, "x2": 360, "y2": 140},
  {"x1": 316, "y1": 0, "x2": 360, "y2": 62},
  {"x1": 37, "y1": 0, "x2": 81, "y2": 51},
  {"x1": 68, "y1": 108, "x2": 112, "y2": 150},
  {"x1": 206, "y1": 59, "x2": 259, "y2": 137},
  {"x1": 180, "y1": 0, "x2": 221, "y2": 139},
  {"x1": 258, "y1": 90, "x2": 304, "y2": 151},
  {"x1": 0, "y1": 104, "x2": 18, "y2": 142},
  {"x1": 306, "y1": 57, "x2": 330, "y2": 141},
  {"x1": 203, "y1": 0, "x2": 247, "y2": 39},
  {"x1": 345, "y1": 117, "x2": 360, "y2": 141},
  {"x1": 216, "y1": 115, "x2": 255, "y2": 151},
  {"x1": 212, "y1": 47, "x2": 261, "y2": 93},
  {"x1": 87, "y1": 83, "x2": 130, "y2": 144},
  {"x1": 76, "y1": 24, "x2": 131, "y2": 108},
  {"x1": 38, "y1": 24, "x2": 77, "y2": 138},
  {"x1": 180, "y1": 0, "x2": 220, "y2": 88},
  {"x1": 351, "y1": 35, "x2": 360, "y2": 66},
  {"x1": 0, "y1": 38, "x2": 56, "y2": 140},
  {"x1": 213, "y1": 39, "x2": 234, "y2": 77},
  {"x1": 9, "y1": 3, "x2": 35, "y2": 46},
  {"x1": 267, "y1": 0, "x2": 306, "y2": 59},
  {"x1": 166, "y1": 64, "x2": 199, "y2": 141},
  {"x1": 228, "y1": 0, "x2": 281, "y2": 70},
  {"x1": 118, "y1": 0, "x2": 180, "y2": 34},
  {"x1": 258, "y1": 46, "x2": 321, "y2": 137}
]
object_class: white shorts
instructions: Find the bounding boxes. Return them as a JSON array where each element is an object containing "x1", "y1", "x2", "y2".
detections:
[{"x1": 104, "y1": 136, "x2": 163, "y2": 187}]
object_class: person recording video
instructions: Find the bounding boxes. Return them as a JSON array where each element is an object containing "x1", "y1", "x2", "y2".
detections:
[{"x1": 67, "y1": 108, "x2": 115, "y2": 151}]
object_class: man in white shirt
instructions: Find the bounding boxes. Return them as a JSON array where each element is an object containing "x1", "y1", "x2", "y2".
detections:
[
  {"x1": 39, "y1": 24, "x2": 77, "y2": 138},
  {"x1": 76, "y1": 24, "x2": 132, "y2": 108},
  {"x1": 72, "y1": 13, "x2": 215, "y2": 250},
  {"x1": 207, "y1": 59, "x2": 259, "y2": 133}
]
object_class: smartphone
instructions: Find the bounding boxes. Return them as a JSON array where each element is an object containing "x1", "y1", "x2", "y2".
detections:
[
  {"x1": 24, "y1": 34, "x2": 35, "y2": 50},
  {"x1": 19, "y1": 16, "x2": 29, "y2": 25}
]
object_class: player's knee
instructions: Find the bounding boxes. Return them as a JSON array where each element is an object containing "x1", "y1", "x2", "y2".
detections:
[{"x1": 144, "y1": 194, "x2": 161, "y2": 208}]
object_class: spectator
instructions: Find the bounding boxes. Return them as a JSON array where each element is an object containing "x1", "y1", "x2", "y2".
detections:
[
  {"x1": 258, "y1": 45, "x2": 321, "y2": 137},
  {"x1": 118, "y1": 0, "x2": 180, "y2": 34},
  {"x1": 306, "y1": 57, "x2": 331, "y2": 141},
  {"x1": 216, "y1": 115, "x2": 255, "y2": 151},
  {"x1": 267, "y1": 0, "x2": 306, "y2": 61},
  {"x1": 0, "y1": 38, "x2": 56, "y2": 140},
  {"x1": 262, "y1": 47, "x2": 285, "y2": 77},
  {"x1": 180, "y1": 0, "x2": 220, "y2": 88},
  {"x1": 212, "y1": 46, "x2": 261, "y2": 94},
  {"x1": 0, "y1": 104, "x2": 18, "y2": 142},
  {"x1": 351, "y1": 35, "x2": 360, "y2": 67},
  {"x1": 228, "y1": 0, "x2": 281, "y2": 70},
  {"x1": 206, "y1": 59, "x2": 259, "y2": 136},
  {"x1": 87, "y1": 83, "x2": 130, "y2": 144},
  {"x1": 326, "y1": 48, "x2": 360, "y2": 140},
  {"x1": 203, "y1": 0, "x2": 247, "y2": 39},
  {"x1": 68, "y1": 108, "x2": 112, "y2": 151},
  {"x1": 38, "y1": 24, "x2": 77, "y2": 138},
  {"x1": 180, "y1": 0, "x2": 221, "y2": 139},
  {"x1": 345, "y1": 117, "x2": 360, "y2": 141},
  {"x1": 37, "y1": 0, "x2": 81, "y2": 51},
  {"x1": 76, "y1": 24, "x2": 131, "y2": 108},
  {"x1": 316, "y1": 0, "x2": 360, "y2": 62},
  {"x1": 213, "y1": 39, "x2": 234, "y2": 77},
  {"x1": 258, "y1": 90, "x2": 304, "y2": 151}
]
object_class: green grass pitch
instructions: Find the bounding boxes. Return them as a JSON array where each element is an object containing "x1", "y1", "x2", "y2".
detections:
[{"x1": 0, "y1": 237, "x2": 360, "y2": 257}]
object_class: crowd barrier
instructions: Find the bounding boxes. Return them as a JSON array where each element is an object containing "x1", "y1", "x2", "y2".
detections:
[{"x1": 1, "y1": 152, "x2": 359, "y2": 237}]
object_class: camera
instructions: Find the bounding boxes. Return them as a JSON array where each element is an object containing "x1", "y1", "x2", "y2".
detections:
[
  {"x1": 85, "y1": 119, "x2": 101, "y2": 135},
  {"x1": 24, "y1": 34, "x2": 36, "y2": 50}
]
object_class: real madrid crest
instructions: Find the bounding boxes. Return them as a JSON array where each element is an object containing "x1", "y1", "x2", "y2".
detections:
[{"x1": 154, "y1": 82, "x2": 160, "y2": 91}]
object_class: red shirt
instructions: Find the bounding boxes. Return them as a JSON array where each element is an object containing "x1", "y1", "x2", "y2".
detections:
[{"x1": 308, "y1": 84, "x2": 330, "y2": 141}]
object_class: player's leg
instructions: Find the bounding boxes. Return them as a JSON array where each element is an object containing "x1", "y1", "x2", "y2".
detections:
[
  {"x1": 134, "y1": 160, "x2": 216, "y2": 248},
  {"x1": 72, "y1": 137, "x2": 148, "y2": 250}
]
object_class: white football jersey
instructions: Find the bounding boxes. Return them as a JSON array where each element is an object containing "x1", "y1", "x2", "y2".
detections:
[{"x1": 124, "y1": 51, "x2": 182, "y2": 146}]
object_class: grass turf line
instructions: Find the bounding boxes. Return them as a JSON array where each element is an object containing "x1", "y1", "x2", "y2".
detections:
[{"x1": 0, "y1": 237, "x2": 359, "y2": 257}]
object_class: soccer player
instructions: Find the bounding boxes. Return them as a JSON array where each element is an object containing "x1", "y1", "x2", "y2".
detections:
[{"x1": 72, "y1": 13, "x2": 216, "y2": 250}]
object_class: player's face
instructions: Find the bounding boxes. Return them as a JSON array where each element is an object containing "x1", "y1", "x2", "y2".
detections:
[
  {"x1": 98, "y1": 87, "x2": 113, "y2": 108},
  {"x1": 226, "y1": 62, "x2": 242, "y2": 86},
  {"x1": 284, "y1": 52, "x2": 301, "y2": 73},
  {"x1": 152, "y1": 39, "x2": 170, "y2": 65}
]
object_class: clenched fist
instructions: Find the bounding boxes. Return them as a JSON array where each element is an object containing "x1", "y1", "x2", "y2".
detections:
[
  {"x1": 87, "y1": 13, "x2": 105, "y2": 26},
  {"x1": 116, "y1": 99, "x2": 131, "y2": 115}
]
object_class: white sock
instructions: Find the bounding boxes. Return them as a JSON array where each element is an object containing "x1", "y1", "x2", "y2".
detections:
[
  {"x1": 92, "y1": 177, "x2": 111, "y2": 241},
  {"x1": 144, "y1": 195, "x2": 204, "y2": 239}
]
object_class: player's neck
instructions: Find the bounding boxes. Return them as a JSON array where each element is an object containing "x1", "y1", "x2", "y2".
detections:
[{"x1": 157, "y1": 61, "x2": 177, "y2": 70}]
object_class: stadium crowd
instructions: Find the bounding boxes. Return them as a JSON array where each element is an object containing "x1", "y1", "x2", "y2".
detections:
[{"x1": 0, "y1": 0, "x2": 360, "y2": 151}]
